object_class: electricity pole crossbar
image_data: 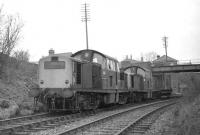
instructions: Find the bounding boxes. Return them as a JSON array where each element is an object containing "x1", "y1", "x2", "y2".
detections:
[{"x1": 81, "y1": 3, "x2": 90, "y2": 50}]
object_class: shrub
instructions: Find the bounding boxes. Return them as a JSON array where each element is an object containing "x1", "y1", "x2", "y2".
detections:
[
  {"x1": 0, "y1": 100, "x2": 10, "y2": 108},
  {"x1": 0, "y1": 99, "x2": 19, "y2": 119}
]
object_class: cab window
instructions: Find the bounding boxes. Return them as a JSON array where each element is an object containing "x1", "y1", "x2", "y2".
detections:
[
  {"x1": 92, "y1": 53, "x2": 106, "y2": 69},
  {"x1": 106, "y1": 58, "x2": 115, "y2": 71}
]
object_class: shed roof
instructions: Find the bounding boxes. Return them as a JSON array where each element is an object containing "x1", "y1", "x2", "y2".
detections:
[{"x1": 153, "y1": 55, "x2": 177, "y2": 63}]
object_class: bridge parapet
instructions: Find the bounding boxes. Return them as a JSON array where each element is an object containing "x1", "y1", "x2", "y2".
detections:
[
  {"x1": 152, "y1": 64, "x2": 200, "y2": 73},
  {"x1": 177, "y1": 59, "x2": 200, "y2": 65}
]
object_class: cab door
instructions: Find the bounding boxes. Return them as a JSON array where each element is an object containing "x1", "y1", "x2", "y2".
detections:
[
  {"x1": 92, "y1": 63, "x2": 102, "y2": 89},
  {"x1": 72, "y1": 61, "x2": 82, "y2": 88}
]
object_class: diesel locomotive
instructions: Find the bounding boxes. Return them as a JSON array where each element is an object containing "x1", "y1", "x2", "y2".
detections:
[{"x1": 31, "y1": 49, "x2": 172, "y2": 111}]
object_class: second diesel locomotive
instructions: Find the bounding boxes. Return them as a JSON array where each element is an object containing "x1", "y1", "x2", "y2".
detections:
[{"x1": 32, "y1": 49, "x2": 172, "y2": 111}]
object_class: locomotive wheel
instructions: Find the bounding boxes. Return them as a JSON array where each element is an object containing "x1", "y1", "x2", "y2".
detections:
[
  {"x1": 91, "y1": 99, "x2": 100, "y2": 110},
  {"x1": 78, "y1": 96, "x2": 100, "y2": 111},
  {"x1": 118, "y1": 94, "x2": 128, "y2": 105},
  {"x1": 135, "y1": 95, "x2": 143, "y2": 102},
  {"x1": 127, "y1": 92, "x2": 135, "y2": 103}
]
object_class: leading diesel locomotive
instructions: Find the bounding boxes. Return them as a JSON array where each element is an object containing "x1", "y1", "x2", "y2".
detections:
[{"x1": 32, "y1": 49, "x2": 171, "y2": 111}]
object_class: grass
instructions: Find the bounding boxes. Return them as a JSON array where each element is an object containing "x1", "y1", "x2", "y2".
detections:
[
  {"x1": 169, "y1": 73, "x2": 200, "y2": 135},
  {"x1": 0, "y1": 60, "x2": 38, "y2": 118}
]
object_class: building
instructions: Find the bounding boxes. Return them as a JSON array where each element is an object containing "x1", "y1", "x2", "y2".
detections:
[
  {"x1": 120, "y1": 58, "x2": 139, "y2": 69},
  {"x1": 152, "y1": 55, "x2": 178, "y2": 66}
]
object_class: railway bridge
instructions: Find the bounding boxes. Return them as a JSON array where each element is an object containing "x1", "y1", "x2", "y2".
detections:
[
  {"x1": 151, "y1": 63, "x2": 200, "y2": 95},
  {"x1": 152, "y1": 64, "x2": 200, "y2": 73}
]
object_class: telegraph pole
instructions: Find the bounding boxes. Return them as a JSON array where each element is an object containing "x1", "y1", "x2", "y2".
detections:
[
  {"x1": 81, "y1": 3, "x2": 90, "y2": 50},
  {"x1": 162, "y1": 36, "x2": 168, "y2": 61}
]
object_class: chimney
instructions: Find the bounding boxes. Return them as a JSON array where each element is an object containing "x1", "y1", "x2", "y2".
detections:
[
  {"x1": 126, "y1": 55, "x2": 128, "y2": 60},
  {"x1": 130, "y1": 55, "x2": 132, "y2": 60},
  {"x1": 141, "y1": 56, "x2": 144, "y2": 62},
  {"x1": 49, "y1": 49, "x2": 55, "y2": 56}
]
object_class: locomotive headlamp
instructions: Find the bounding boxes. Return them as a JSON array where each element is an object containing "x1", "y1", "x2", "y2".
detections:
[
  {"x1": 40, "y1": 80, "x2": 44, "y2": 84},
  {"x1": 65, "y1": 80, "x2": 69, "y2": 84}
]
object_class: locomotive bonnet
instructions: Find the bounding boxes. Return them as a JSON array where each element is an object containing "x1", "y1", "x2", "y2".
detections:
[{"x1": 38, "y1": 50, "x2": 76, "y2": 98}]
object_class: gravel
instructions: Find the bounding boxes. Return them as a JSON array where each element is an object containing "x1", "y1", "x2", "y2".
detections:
[
  {"x1": 31, "y1": 107, "x2": 126, "y2": 135},
  {"x1": 144, "y1": 105, "x2": 177, "y2": 135},
  {"x1": 31, "y1": 101, "x2": 170, "y2": 135}
]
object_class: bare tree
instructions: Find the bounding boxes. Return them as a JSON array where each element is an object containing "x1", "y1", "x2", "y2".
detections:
[
  {"x1": 13, "y1": 50, "x2": 30, "y2": 62},
  {"x1": 143, "y1": 51, "x2": 158, "y2": 62},
  {"x1": 0, "y1": 7, "x2": 23, "y2": 56},
  {"x1": 0, "y1": 7, "x2": 23, "y2": 81}
]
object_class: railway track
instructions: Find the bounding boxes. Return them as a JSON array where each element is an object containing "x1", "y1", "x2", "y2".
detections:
[
  {"x1": 0, "y1": 103, "x2": 127, "y2": 135},
  {"x1": 0, "y1": 112, "x2": 49, "y2": 127},
  {"x1": 0, "y1": 112, "x2": 85, "y2": 135},
  {"x1": 0, "y1": 112, "x2": 54, "y2": 134},
  {"x1": 115, "y1": 103, "x2": 173, "y2": 135},
  {"x1": 54, "y1": 99, "x2": 176, "y2": 135},
  {"x1": 0, "y1": 99, "x2": 177, "y2": 135}
]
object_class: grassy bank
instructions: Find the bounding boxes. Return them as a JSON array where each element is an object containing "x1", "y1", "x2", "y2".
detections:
[
  {"x1": 168, "y1": 73, "x2": 200, "y2": 135},
  {"x1": 0, "y1": 61, "x2": 38, "y2": 118}
]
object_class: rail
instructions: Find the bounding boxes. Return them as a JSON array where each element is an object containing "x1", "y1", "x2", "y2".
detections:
[
  {"x1": 55, "y1": 99, "x2": 177, "y2": 135},
  {"x1": 115, "y1": 102, "x2": 175, "y2": 135}
]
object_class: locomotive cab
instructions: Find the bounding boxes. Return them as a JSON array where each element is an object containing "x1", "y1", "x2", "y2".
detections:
[
  {"x1": 72, "y1": 49, "x2": 120, "y2": 90},
  {"x1": 122, "y1": 66, "x2": 152, "y2": 102}
]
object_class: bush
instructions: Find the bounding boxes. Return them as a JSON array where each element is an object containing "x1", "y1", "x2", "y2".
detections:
[
  {"x1": 171, "y1": 73, "x2": 200, "y2": 135},
  {"x1": 0, "y1": 99, "x2": 19, "y2": 119},
  {"x1": 19, "y1": 109, "x2": 33, "y2": 116},
  {"x1": 0, "y1": 100, "x2": 10, "y2": 108},
  {"x1": 172, "y1": 97, "x2": 200, "y2": 135}
]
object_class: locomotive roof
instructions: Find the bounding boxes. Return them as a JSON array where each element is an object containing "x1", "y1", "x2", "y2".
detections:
[{"x1": 72, "y1": 49, "x2": 118, "y2": 62}]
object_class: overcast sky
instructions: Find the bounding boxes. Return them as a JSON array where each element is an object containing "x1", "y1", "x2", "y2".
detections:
[{"x1": 1, "y1": 0, "x2": 200, "y2": 62}]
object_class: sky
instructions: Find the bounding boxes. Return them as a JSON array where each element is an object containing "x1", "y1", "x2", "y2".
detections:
[{"x1": 1, "y1": 0, "x2": 200, "y2": 62}]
